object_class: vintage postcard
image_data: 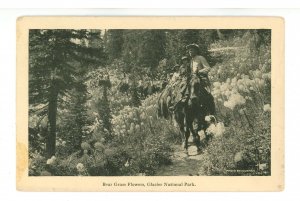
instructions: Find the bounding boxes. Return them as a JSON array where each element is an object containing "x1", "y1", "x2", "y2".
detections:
[{"x1": 16, "y1": 16, "x2": 284, "y2": 191}]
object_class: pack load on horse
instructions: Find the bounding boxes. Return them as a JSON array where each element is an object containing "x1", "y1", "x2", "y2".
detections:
[{"x1": 157, "y1": 43, "x2": 216, "y2": 153}]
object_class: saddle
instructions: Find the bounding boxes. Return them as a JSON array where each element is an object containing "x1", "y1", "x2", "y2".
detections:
[{"x1": 159, "y1": 73, "x2": 215, "y2": 115}]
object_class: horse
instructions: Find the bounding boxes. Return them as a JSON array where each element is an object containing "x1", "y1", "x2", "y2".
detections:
[
  {"x1": 158, "y1": 75, "x2": 216, "y2": 153},
  {"x1": 183, "y1": 76, "x2": 216, "y2": 150}
]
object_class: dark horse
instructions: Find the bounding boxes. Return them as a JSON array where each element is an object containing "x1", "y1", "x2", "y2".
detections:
[{"x1": 158, "y1": 75, "x2": 215, "y2": 152}]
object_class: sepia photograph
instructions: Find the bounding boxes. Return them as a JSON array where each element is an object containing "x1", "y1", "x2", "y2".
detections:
[{"x1": 16, "y1": 17, "x2": 284, "y2": 191}]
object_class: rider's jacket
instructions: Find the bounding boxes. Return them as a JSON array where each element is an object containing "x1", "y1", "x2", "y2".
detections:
[{"x1": 190, "y1": 55, "x2": 211, "y2": 91}]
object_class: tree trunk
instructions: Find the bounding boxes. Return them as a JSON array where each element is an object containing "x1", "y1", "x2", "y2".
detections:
[{"x1": 46, "y1": 80, "x2": 59, "y2": 158}]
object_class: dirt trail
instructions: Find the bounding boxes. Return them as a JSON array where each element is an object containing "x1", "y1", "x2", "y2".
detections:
[{"x1": 155, "y1": 138, "x2": 205, "y2": 176}]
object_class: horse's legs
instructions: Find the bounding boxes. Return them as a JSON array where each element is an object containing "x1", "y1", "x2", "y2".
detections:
[
  {"x1": 175, "y1": 109, "x2": 188, "y2": 151},
  {"x1": 184, "y1": 128, "x2": 190, "y2": 151},
  {"x1": 179, "y1": 124, "x2": 188, "y2": 150},
  {"x1": 183, "y1": 112, "x2": 189, "y2": 150},
  {"x1": 179, "y1": 127, "x2": 189, "y2": 152},
  {"x1": 190, "y1": 117, "x2": 201, "y2": 152},
  {"x1": 200, "y1": 115, "x2": 213, "y2": 146}
]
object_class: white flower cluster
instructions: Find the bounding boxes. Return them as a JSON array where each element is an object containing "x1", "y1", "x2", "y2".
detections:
[
  {"x1": 124, "y1": 160, "x2": 130, "y2": 167},
  {"x1": 263, "y1": 104, "x2": 271, "y2": 112},
  {"x1": 206, "y1": 122, "x2": 226, "y2": 137},
  {"x1": 112, "y1": 94, "x2": 158, "y2": 137},
  {"x1": 205, "y1": 115, "x2": 212, "y2": 122},
  {"x1": 212, "y1": 71, "x2": 270, "y2": 110},
  {"x1": 76, "y1": 163, "x2": 85, "y2": 172},
  {"x1": 224, "y1": 93, "x2": 246, "y2": 110},
  {"x1": 55, "y1": 138, "x2": 66, "y2": 147},
  {"x1": 46, "y1": 156, "x2": 56, "y2": 165}
]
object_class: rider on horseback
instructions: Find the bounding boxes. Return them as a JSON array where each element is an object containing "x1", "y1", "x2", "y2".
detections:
[
  {"x1": 186, "y1": 43, "x2": 216, "y2": 115},
  {"x1": 158, "y1": 44, "x2": 217, "y2": 152}
]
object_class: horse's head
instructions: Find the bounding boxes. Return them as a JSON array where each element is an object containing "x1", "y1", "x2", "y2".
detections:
[
  {"x1": 190, "y1": 75, "x2": 201, "y2": 97},
  {"x1": 189, "y1": 75, "x2": 213, "y2": 113}
]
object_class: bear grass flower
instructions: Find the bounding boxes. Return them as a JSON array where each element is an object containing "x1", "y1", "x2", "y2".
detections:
[
  {"x1": 46, "y1": 155, "x2": 56, "y2": 165},
  {"x1": 46, "y1": 159, "x2": 52, "y2": 165},
  {"x1": 212, "y1": 88, "x2": 220, "y2": 96},
  {"x1": 215, "y1": 122, "x2": 225, "y2": 137},
  {"x1": 220, "y1": 83, "x2": 230, "y2": 92},
  {"x1": 76, "y1": 163, "x2": 85, "y2": 173},
  {"x1": 252, "y1": 70, "x2": 262, "y2": 78},
  {"x1": 206, "y1": 123, "x2": 216, "y2": 135},
  {"x1": 262, "y1": 72, "x2": 271, "y2": 80},
  {"x1": 234, "y1": 151, "x2": 244, "y2": 163},
  {"x1": 81, "y1": 142, "x2": 91, "y2": 150},
  {"x1": 224, "y1": 90, "x2": 231, "y2": 97},
  {"x1": 205, "y1": 115, "x2": 211, "y2": 122},
  {"x1": 213, "y1": 82, "x2": 221, "y2": 88},
  {"x1": 206, "y1": 122, "x2": 225, "y2": 137},
  {"x1": 263, "y1": 104, "x2": 271, "y2": 112},
  {"x1": 231, "y1": 77, "x2": 237, "y2": 84},
  {"x1": 224, "y1": 93, "x2": 246, "y2": 110},
  {"x1": 124, "y1": 160, "x2": 130, "y2": 167}
]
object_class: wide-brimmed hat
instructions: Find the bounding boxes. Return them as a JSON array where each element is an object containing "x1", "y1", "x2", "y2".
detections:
[{"x1": 186, "y1": 43, "x2": 200, "y2": 50}]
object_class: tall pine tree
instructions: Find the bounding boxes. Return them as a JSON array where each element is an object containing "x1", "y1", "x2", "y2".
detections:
[{"x1": 29, "y1": 29, "x2": 105, "y2": 157}]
